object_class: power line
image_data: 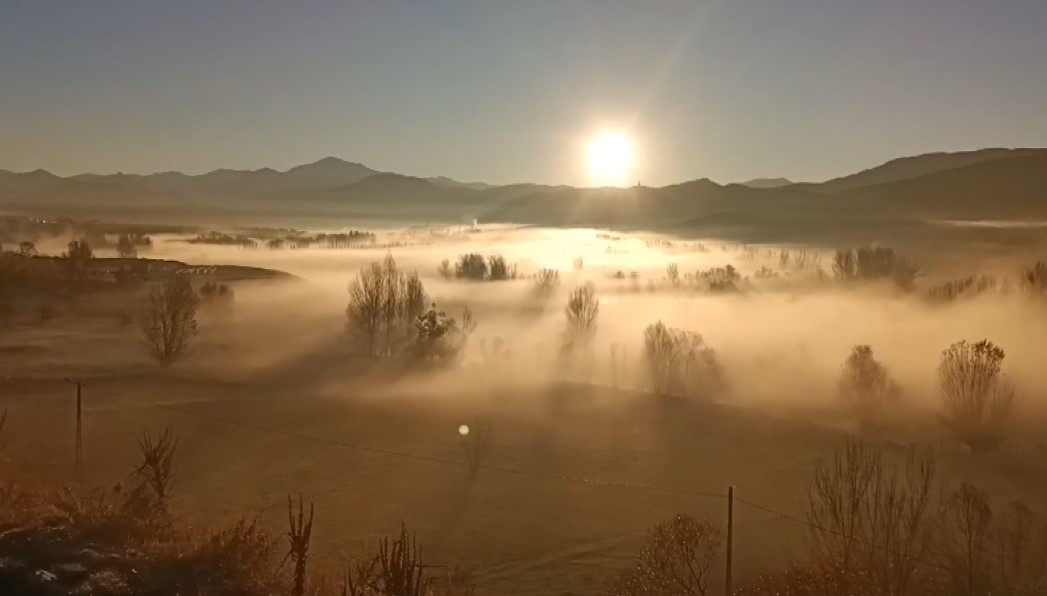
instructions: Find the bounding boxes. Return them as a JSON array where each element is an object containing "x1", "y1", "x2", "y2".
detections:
[{"x1": 85, "y1": 383, "x2": 726, "y2": 500}]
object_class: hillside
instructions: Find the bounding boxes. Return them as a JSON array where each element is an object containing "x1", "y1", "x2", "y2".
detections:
[{"x1": 816, "y1": 148, "x2": 1046, "y2": 193}]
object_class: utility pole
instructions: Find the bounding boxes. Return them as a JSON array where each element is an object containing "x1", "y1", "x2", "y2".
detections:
[
  {"x1": 65, "y1": 378, "x2": 82, "y2": 477},
  {"x1": 726, "y1": 485, "x2": 734, "y2": 596}
]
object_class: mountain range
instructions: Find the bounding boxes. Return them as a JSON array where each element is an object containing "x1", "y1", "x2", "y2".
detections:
[{"x1": 2, "y1": 148, "x2": 1046, "y2": 238}]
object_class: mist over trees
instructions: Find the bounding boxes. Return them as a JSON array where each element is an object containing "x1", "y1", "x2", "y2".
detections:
[
  {"x1": 643, "y1": 321, "x2": 721, "y2": 398},
  {"x1": 838, "y1": 345, "x2": 899, "y2": 433},
  {"x1": 833, "y1": 246, "x2": 920, "y2": 290},
  {"x1": 563, "y1": 282, "x2": 599, "y2": 351},
  {"x1": 939, "y1": 340, "x2": 1015, "y2": 454},
  {"x1": 345, "y1": 255, "x2": 429, "y2": 357},
  {"x1": 140, "y1": 276, "x2": 198, "y2": 365}
]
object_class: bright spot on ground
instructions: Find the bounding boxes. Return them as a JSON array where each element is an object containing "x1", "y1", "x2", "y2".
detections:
[
  {"x1": 587, "y1": 131, "x2": 635, "y2": 187},
  {"x1": 458, "y1": 424, "x2": 470, "y2": 436}
]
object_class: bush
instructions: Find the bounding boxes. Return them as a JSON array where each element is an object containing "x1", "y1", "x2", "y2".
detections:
[
  {"x1": 938, "y1": 340, "x2": 1014, "y2": 454},
  {"x1": 837, "y1": 345, "x2": 899, "y2": 433},
  {"x1": 610, "y1": 513, "x2": 722, "y2": 596},
  {"x1": 140, "y1": 277, "x2": 199, "y2": 365}
]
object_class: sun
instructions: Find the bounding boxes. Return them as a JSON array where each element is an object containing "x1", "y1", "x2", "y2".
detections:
[{"x1": 586, "y1": 131, "x2": 635, "y2": 187}]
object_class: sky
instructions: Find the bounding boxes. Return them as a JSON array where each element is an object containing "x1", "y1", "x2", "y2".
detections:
[{"x1": 1, "y1": 0, "x2": 1046, "y2": 186}]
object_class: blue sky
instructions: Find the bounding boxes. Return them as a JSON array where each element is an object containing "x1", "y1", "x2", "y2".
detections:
[{"x1": 2, "y1": 1, "x2": 1045, "y2": 185}]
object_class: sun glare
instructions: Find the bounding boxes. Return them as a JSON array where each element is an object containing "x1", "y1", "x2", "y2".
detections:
[{"x1": 586, "y1": 131, "x2": 635, "y2": 187}]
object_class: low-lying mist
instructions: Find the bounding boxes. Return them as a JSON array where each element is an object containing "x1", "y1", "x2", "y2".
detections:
[{"x1": 127, "y1": 225, "x2": 1047, "y2": 432}]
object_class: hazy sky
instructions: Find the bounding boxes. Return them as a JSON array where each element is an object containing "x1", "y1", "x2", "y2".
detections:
[{"x1": 2, "y1": 1, "x2": 1046, "y2": 186}]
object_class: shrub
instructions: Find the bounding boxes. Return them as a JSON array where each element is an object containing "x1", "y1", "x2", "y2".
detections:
[
  {"x1": 133, "y1": 428, "x2": 178, "y2": 517},
  {"x1": 140, "y1": 276, "x2": 199, "y2": 365},
  {"x1": 938, "y1": 340, "x2": 1014, "y2": 454},
  {"x1": 837, "y1": 345, "x2": 900, "y2": 433},
  {"x1": 610, "y1": 513, "x2": 722, "y2": 596}
]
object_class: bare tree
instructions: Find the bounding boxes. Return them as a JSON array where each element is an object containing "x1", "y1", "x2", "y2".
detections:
[
  {"x1": 1023, "y1": 261, "x2": 1047, "y2": 295},
  {"x1": 806, "y1": 440, "x2": 939, "y2": 596},
  {"x1": 610, "y1": 514, "x2": 722, "y2": 596},
  {"x1": 116, "y1": 233, "x2": 138, "y2": 259},
  {"x1": 455, "y1": 253, "x2": 488, "y2": 280},
  {"x1": 833, "y1": 247, "x2": 920, "y2": 290},
  {"x1": 437, "y1": 258, "x2": 453, "y2": 280},
  {"x1": 564, "y1": 282, "x2": 599, "y2": 349},
  {"x1": 532, "y1": 268, "x2": 560, "y2": 300},
  {"x1": 939, "y1": 340, "x2": 1014, "y2": 454},
  {"x1": 666, "y1": 263, "x2": 680, "y2": 286},
  {"x1": 347, "y1": 261, "x2": 387, "y2": 356},
  {"x1": 346, "y1": 256, "x2": 428, "y2": 357},
  {"x1": 833, "y1": 249, "x2": 859, "y2": 281},
  {"x1": 941, "y1": 483, "x2": 994, "y2": 596},
  {"x1": 643, "y1": 321, "x2": 721, "y2": 398},
  {"x1": 838, "y1": 345, "x2": 900, "y2": 433},
  {"x1": 140, "y1": 276, "x2": 199, "y2": 365},
  {"x1": 62, "y1": 238, "x2": 94, "y2": 288}
]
